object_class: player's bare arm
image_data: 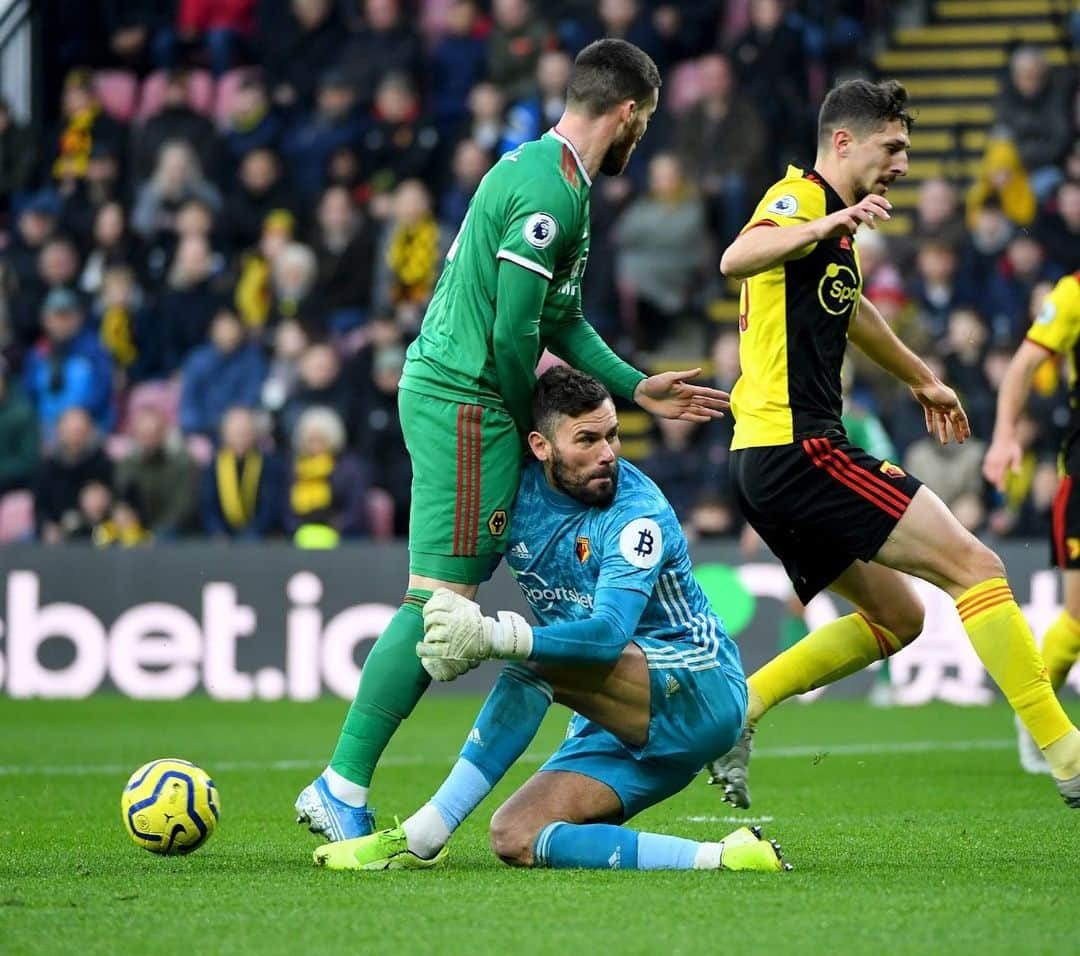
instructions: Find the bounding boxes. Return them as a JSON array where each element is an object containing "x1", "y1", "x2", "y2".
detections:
[
  {"x1": 848, "y1": 294, "x2": 970, "y2": 444},
  {"x1": 719, "y1": 194, "x2": 891, "y2": 280},
  {"x1": 983, "y1": 339, "x2": 1054, "y2": 489}
]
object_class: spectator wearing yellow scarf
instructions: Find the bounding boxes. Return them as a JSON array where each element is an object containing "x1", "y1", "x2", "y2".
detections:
[
  {"x1": 286, "y1": 405, "x2": 370, "y2": 548},
  {"x1": 378, "y1": 179, "x2": 441, "y2": 317},
  {"x1": 199, "y1": 407, "x2": 285, "y2": 539}
]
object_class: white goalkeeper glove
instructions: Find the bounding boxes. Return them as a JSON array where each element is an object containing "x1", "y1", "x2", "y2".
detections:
[{"x1": 417, "y1": 588, "x2": 533, "y2": 681}]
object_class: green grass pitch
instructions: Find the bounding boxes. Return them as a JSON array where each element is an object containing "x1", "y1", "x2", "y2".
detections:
[{"x1": 1, "y1": 696, "x2": 1078, "y2": 955}]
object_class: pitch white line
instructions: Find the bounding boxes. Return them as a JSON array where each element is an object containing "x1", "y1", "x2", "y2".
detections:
[
  {"x1": 0, "y1": 738, "x2": 1015, "y2": 778},
  {"x1": 680, "y1": 815, "x2": 775, "y2": 824}
]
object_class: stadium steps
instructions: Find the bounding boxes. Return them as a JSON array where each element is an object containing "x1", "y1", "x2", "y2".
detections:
[
  {"x1": 871, "y1": 0, "x2": 1073, "y2": 230},
  {"x1": 615, "y1": 409, "x2": 654, "y2": 461}
]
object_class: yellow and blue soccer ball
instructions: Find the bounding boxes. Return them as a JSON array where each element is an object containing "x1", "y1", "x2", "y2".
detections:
[{"x1": 121, "y1": 758, "x2": 220, "y2": 855}]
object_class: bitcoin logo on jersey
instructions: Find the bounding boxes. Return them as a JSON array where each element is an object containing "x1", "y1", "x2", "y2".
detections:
[
  {"x1": 817, "y1": 262, "x2": 860, "y2": 316},
  {"x1": 634, "y1": 530, "x2": 654, "y2": 557},
  {"x1": 618, "y1": 518, "x2": 663, "y2": 570}
]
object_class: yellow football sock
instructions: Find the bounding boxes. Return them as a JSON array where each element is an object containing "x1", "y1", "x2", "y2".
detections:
[
  {"x1": 747, "y1": 613, "x2": 900, "y2": 722},
  {"x1": 1040, "y1": 610, "x2": 1080, "y2": 691},
  {"x1": 956, "y1": 578, "x2": 1078, "y2": 775}
]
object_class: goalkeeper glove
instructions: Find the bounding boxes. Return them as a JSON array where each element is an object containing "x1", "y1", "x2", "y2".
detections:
[{"x1": 417, "y1": 588, "x2": 533, "y2": 681}]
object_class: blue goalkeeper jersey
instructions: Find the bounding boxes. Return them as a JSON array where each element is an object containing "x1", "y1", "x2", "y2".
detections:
[{"x1": 505, "y1": 459, "x2": 742, "y2": 671}]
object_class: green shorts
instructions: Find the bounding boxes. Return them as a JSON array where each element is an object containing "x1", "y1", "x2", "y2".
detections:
[{"x1": 399, "y1": 387, "x2": 522, "y2": 584}]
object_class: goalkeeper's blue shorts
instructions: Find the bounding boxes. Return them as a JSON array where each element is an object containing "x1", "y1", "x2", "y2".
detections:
[{"x1": 539, "y1": 637, "x2": 747, "y2": 821}]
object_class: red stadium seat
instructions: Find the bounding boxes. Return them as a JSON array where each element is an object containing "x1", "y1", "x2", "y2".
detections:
[
  {"x1": 366, "y1": 487, "x2": 396, "y2": 541},
  {"x1": 137, "y1": 69, "x2": 215, "y2": 123},
  {"x1": 93, "y1": 70, "x2": 139, "y2": 122},
  {"x1": 0, "y1": 490, "x2": 35, "y2": 543},
  {"x1": 214, "y1": 67, "x2": 262, "y2": 128}
]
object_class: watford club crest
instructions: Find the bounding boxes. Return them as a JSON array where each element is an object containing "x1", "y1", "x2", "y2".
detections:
[
  {"x1": 879, "y1": 460, "x2": 906, "y2": 479},
  {"x1": 487, "y1": 510, "x2": 507, "y2": 537},
  {"x1": 575, "y1": 536, "x2": 591, "y2": 564}
]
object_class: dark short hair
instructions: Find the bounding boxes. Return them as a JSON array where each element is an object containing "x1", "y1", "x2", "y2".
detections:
[
  {"x1": 566, "y1": 38, "x2": 661, "y2": 117},
  {"x1": 818, "y1": 79, "x2": 913, "y2": 145},
  {"x1": 532, "y1": 366, "x2": 612, "y2": 437}
]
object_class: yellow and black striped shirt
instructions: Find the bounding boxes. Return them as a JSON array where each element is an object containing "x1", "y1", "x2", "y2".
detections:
[{"x1": 731, "y1": 166, "x2": 863, "y2": 450}]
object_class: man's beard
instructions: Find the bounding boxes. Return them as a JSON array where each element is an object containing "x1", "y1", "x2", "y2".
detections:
[
  {"x1": 599, "y1": 126, "x2": 637, "y2": 176},
  {"x1": 550, "y1": 451, "x2": 619, "y2": 507}
]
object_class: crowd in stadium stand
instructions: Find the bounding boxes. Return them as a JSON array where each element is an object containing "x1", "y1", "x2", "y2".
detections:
[{"x1": 0, "y1": 0, "x2": 1076, "y2": 548}]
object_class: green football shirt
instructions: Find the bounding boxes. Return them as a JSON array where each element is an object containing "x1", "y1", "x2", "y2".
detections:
[{"x1": 400, "y1": 129, "x2": 644, "y2": 434}]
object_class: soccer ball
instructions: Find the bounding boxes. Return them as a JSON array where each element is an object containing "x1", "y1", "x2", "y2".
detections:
[{"x1": 121, "y1": 758, "x2": 220, "y2": 855}]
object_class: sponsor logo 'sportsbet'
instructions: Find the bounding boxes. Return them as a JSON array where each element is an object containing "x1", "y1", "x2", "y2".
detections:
[
  {"x1": 618, "y1": 518, "x2": 663, "y2": 570},
  {"x1": 767, "y1": 194, "x2": 799, "y2": 217},
  {"x1": 515, "y1": 570, "x2": 594, "y2": 613},
  {"x1": 523, "y1": 213, "x2": 557, "y2": 249}
]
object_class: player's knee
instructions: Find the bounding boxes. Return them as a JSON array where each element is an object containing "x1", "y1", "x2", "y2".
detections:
[
  {"x1": 886, "y1": 598, "x2": 924, "y2": 646},
  {"x1": 488, "y1": 810, "x2": 537, "y2": 868},
  {"x1": 967, "y1": 543, "x2": 1008, "y2": 588}
]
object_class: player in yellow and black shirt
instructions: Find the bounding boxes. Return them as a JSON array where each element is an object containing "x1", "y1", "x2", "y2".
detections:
[
  {"x1": 708, "y1": 79, "x2": 1080, "y2": 812},
  {"x1": 985, "y1": 272, "x2": 1080, "y2": 774}
]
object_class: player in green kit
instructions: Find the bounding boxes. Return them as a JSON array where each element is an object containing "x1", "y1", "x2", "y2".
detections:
[{"x1": 295, "y1": 38, "x2": 730, "y2": 842}]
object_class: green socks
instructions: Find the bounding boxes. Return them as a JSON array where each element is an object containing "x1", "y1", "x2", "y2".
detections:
[{"x1": 329, "y1": 589, "x2": 433, "y2": 789}]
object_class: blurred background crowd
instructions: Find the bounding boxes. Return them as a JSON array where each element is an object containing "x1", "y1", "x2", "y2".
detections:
[{"x1": 0, "y1": 0, "x2": 1077, "y2": 548}]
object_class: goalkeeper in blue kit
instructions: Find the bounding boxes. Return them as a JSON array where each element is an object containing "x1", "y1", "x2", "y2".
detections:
[{"x1": 314, "y1": 368, "x2": 789, "y2": 872}]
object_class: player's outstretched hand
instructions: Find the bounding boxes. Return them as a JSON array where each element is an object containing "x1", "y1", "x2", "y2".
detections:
[
  {"x1": 911, "y1": 379, "x2": 971, "y2": 445},
  {"x1": 982, "y1": 437, "x2": 1023, "y2": 491},
  {"x1": 815, "y1": 194, "x2": 891, "y2": 240},
  {"x1": 634, "y1": 369, "x2": 730, "y2": 423},
  {"x1": 418, "y1": 589, "x2": 493, "y2": 681}
]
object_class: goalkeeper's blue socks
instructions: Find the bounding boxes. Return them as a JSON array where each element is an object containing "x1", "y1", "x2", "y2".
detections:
[
  {"x1": 533, "y1": 823, "x2": 723, "y2": 870},
  {"x1": 402, "y1": 663, "x2": 552, "y2": 858}
]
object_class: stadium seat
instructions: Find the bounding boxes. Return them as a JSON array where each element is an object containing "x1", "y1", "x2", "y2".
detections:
[
  {"x1": 366, "y1": 487, "x2": 396, "y2": 541},
  {"x1": 93, "y1": 70, "x2": 139, "y2": 122},
  {"x1": 137, "y1": 69, "x2": 215, "y2": 123},
  {"x1": 0, "y1": 490, "x2": 35, "y2": 543},
  {"x1": 214, "y1": 67, "x2": 262, "y2": 128}
]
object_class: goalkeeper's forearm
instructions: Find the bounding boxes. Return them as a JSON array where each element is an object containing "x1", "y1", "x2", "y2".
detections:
[{"x1": 494, "y1": 589, "x2": 648, "y2": 665}]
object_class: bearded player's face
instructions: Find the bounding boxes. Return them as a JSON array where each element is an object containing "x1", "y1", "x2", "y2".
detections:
[
  {"x1": 600, "y1": 89, "x2": 659, "y2": 176},
  {"x1": 545, "y1": 401, "x2": 620, "y2": 507}
]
